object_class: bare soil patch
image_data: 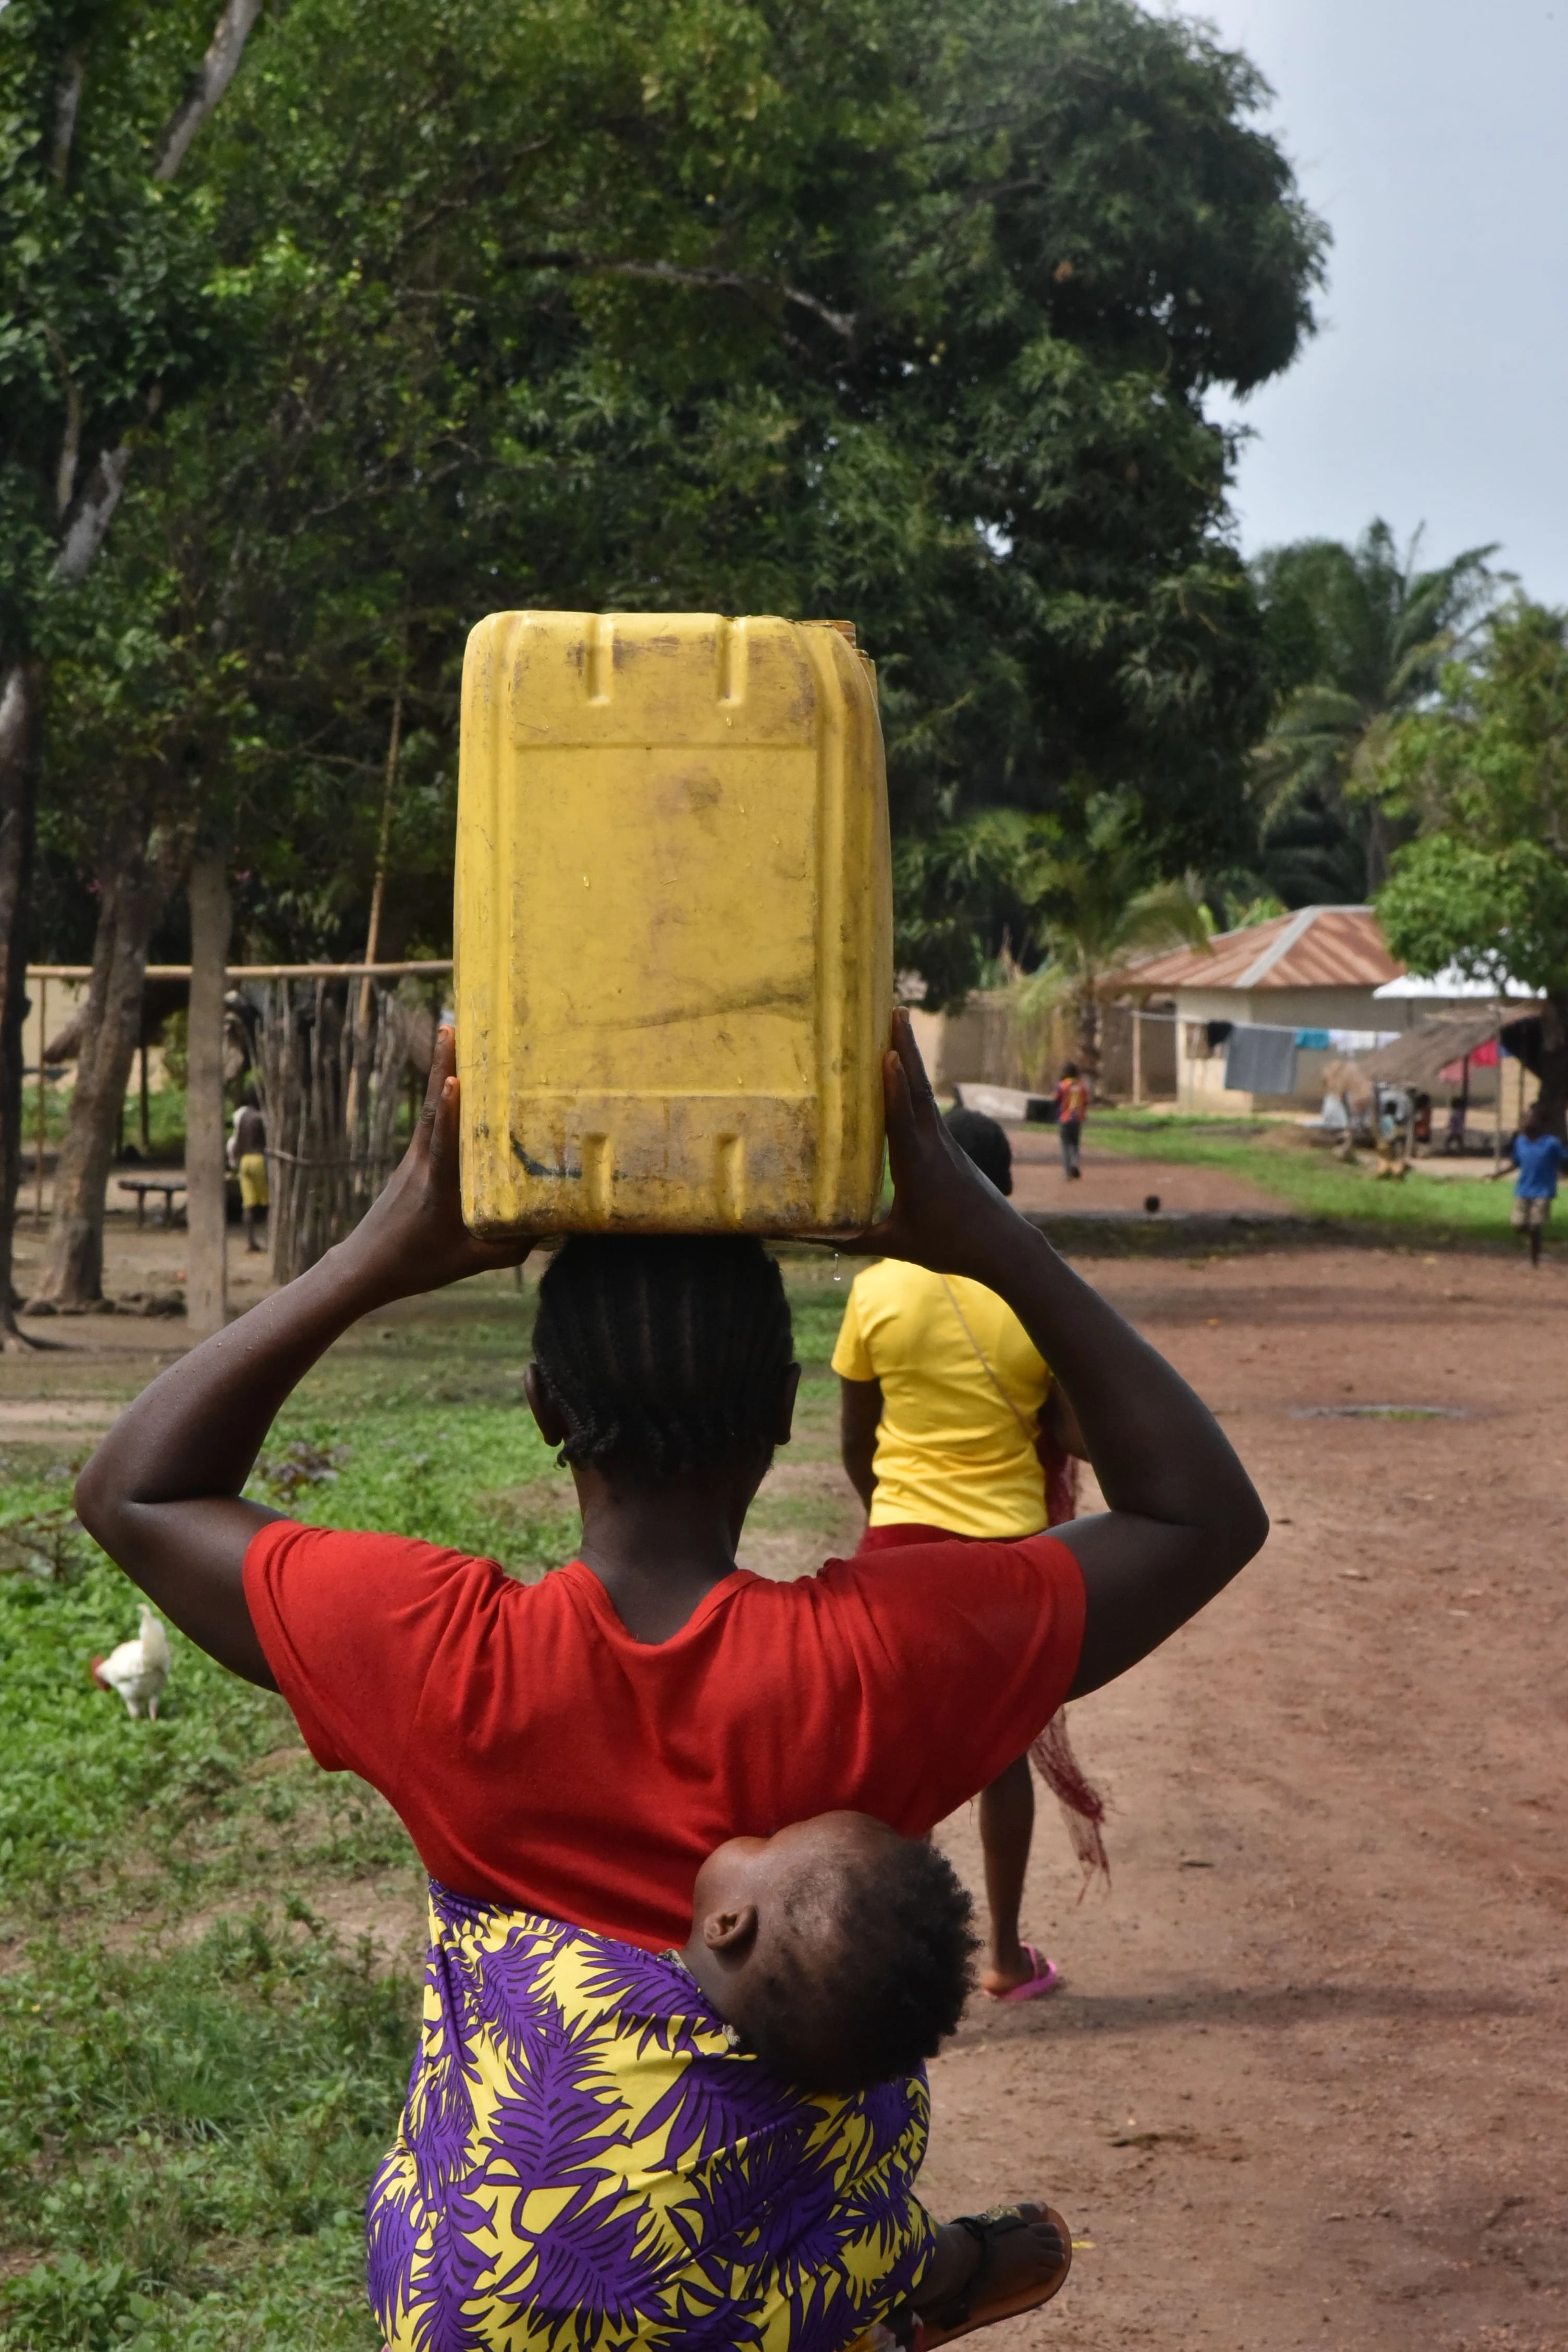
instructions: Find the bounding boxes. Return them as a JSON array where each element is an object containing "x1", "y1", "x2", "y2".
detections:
[
  {"x1": 917, "y1": 1247, "x2": 1568, "y2": 2351},
  {"x1": 8, "y1": 1208, "x2": 275, "y2": 1363},
  {"x1": 746, "y1": 1246, "x2": 1568, "y2": 2347},
  {"x1": 1008, "y1": 1131, "x2": 1281, "y2": 1215}
]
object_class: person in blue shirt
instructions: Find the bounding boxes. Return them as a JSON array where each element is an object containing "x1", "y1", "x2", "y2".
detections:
[{"x1": 1490, "y1": 1099, "x2": 1568, "y2": 1266}]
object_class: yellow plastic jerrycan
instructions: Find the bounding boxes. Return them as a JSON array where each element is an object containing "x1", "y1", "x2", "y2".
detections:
[{"x1": 455, "y1": 611, "x2": 892, "y2": 1235}]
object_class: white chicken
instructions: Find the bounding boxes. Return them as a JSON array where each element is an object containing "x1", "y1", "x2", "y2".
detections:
[{"x1": 91, "y1": 1605, "x2": 171, "y2": 1720}]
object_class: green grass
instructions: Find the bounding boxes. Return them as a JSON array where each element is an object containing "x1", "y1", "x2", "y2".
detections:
[
  {"x1": 1088, "y1": 1109, "x2": 1522, "y2": 1242},
  {"x1": 0, "y1": 1257, "x2": 852, "y2": 2349},
  {"x1": 22, "y1": 1085, "x2": 190, "y2": 1162},
  {"x1": 20, "y1": 1086, "x2": 71, "y2": 1147},
  {"x1": 0, "y1": 1916, "x2": 414, "y2": 2351}
]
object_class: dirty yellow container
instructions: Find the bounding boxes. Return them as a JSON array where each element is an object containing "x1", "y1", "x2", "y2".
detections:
[{"x1": 455, "y1": 611, "x2": 892, "y2": 1235}]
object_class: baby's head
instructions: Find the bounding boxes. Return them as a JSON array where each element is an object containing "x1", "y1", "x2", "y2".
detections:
[{"x1": 680, "y1": 1812, "x2": 978, "y2": 2094}]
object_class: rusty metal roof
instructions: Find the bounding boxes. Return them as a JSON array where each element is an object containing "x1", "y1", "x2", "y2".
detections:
[{"x1": 1113, "y1": 906, "x2": 1403, "y2": 995}]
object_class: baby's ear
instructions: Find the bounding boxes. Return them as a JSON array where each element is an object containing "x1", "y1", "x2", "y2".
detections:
[{"x1": 702, "y1": 1902, "x2": 759, "y2": 1957}]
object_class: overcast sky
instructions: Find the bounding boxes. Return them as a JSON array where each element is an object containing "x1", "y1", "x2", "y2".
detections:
[{"x1": 1186, "y1": 0, "x2": 1568, "y2": 602}]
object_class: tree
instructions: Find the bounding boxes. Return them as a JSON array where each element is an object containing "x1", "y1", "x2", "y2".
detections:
[
  {"x1": 26, "y1": 550, "x2": 247, "y2": 1306},
  {"x1": 1377, "y1": 604, "x2": 1568, "y2": 1135},
  {"x1": 1008, "y1": 796, "x2": 1210, "y2": 1072},
  {"x1": 0, "y1": 0, "x2": 264, "y2": 1339},
  {"x1": 1249, "y1": 521, "x2": 1501, "y2": 904},
  {"x1": 23, "y1": 0, "x2": 1326, "y2": 1272},
  {"x1": 169, "y1": 0, "x2": 1326, "y2": 985}
]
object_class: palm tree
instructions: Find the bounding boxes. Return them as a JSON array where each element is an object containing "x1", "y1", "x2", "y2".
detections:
[
  {"x1": 1011, "y1": 797, "x2": 1211, "y2": 1076},
  {"x1": 1252, "y1": 521, "x2": 1502, "y2": 896}
]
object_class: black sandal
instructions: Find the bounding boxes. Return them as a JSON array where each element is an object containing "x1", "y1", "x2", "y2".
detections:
[{"x1": 921, "y1": 2200, "x2": 1072, "y2": 2342}]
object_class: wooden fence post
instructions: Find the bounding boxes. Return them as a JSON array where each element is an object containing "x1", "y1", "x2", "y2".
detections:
[{"x1": 186, "y1": 855, "x2": 231, "y2": 1340}]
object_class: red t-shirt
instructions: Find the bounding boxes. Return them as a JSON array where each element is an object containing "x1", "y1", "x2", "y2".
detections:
[{"x1": 243, "y1": 1523, "x2": 1085, "y2": 1952}]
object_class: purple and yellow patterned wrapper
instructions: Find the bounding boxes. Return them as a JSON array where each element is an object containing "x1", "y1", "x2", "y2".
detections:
[{"x1": 369, "y1": 1881, "x2": 936, "y2": 2352}]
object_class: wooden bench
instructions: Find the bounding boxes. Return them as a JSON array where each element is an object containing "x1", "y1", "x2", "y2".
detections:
[{"x1": 117, "y1": 1177, "x2": 188, "y2": 1229}]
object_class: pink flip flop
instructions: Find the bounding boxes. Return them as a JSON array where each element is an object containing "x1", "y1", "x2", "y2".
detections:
[{"x1": 985, "y1": 1943, "x2": 1061, "y2": 2003}]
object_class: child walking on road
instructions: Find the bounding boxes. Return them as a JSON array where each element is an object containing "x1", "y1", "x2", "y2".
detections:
[
  {"x1": 1490, "y1": 1098, "x2": 1568, "y2": 1267},
  {"x1": 1055, "y1": 1064, "x2": 1089, "y2": 1180},
  {"x1": 76, "y1": 1019, "x2": 1267, "y2": 2352}
]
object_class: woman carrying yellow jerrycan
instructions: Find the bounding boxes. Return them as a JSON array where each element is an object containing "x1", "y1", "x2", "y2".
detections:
[
  {"x1": 835, "y1": 1108, "x2": 1102, "y2": 2001},
  {"x1": 77, "y1": 1021, "x2": 1267, "y2": 2352}
]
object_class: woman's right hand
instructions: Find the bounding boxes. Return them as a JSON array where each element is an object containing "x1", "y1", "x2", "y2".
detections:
[{"x1": 339, "y1": 1024, "x2": 530, "y2": 1302}]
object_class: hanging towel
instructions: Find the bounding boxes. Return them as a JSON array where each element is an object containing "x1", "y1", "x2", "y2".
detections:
[
  {"x1": 1224, "y1": 1022, "x2": 1299, "y2": 1095},
  {"x1": 1294, "y1": 1028, "x2": 1331, "y2": 1051},
  {"x1": 1326, "y1": 1027, "x2": 1400, "y2": 1052}
]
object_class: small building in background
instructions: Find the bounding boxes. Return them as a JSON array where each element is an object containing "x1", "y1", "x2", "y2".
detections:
[
  {"x1": 907, "y1": 912, "x2": 1540, "y2": 1113},
  {"x1": 1110, "y1": 906, "x2": 1416, "y2": 1113}
]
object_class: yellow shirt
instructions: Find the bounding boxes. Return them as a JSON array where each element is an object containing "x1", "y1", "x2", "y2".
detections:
[{"x1": 830, "y1": 1260, "x2": 1052, "y2": 1538}]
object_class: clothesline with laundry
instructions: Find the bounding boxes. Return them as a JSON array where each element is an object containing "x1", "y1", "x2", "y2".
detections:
[
  {"x1": 1131, "y1": 1008, "x2": 1402, "y2": 1048},
  {"x1": 1210, "y1": 1019, "x2": 1403, "y2": 1096}
]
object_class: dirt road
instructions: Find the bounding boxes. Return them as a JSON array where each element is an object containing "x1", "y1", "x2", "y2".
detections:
[
  {"x1": 1006, "y1": 1128, "x2": 1282, "y2": 1215},
  {"x1": 914, "y1": 1247, "x2": 1568, "y2": 2351}
]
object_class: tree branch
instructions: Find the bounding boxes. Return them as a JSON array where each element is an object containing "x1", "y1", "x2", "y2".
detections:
[
  {"x1": 152, "y1": 0, "x2": 264, "y2": 183},
  {"x1": 606, "y1": 257, "x2": 857, "y2": 342},
  {"x1": 512, "y1": 248, "x2": 858, "y2": 342},
  {"x1": 51, "y1": 3, "x2": 262, "y2": 591},
  {"x1": 54, "y1": 441, "x2": 134, "y2": 585},
  {"x1": 42, "y1": 326, "x2": 83, "y2": 517},
  {"x1": 53, "y1": 52, "x2": 84, "y2": 187}
]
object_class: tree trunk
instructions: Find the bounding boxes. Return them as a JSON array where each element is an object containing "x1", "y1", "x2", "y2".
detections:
[
  {"x1": 29, "y1": 827, "x2": 180, "y2": 1307},
  {"x1": 1538, "y1": 993, "x2": 1568, "y2": 1143},
  {"x1": 186, "y1": 854, "x2": 231, "y2": 1339},
  {"x1": 0, "y1": 662, "x2": 41, "y2": 1344},
  {"x1": 1072, "y1": 985, "x2": 1100, "y2": 1081},
  {"x1": 0, "y1": 4, "x2": 265, "y2": 1342},
  {"x1": 1364, "y1": 803, "x2": 1416, "y2": 897},
  {"x1": 152, "y1": 0, "x2": 266, "y2": 180}
]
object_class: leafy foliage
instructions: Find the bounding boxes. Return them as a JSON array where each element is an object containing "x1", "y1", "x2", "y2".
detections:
[
  {"x1": 1378, "y1": 605, "x2": 1568, "y2": 991},
  {"x1": 19, "y1": 0, "x2": 1325, "y2": 990},
  {"x1": 1244, "y1": 521, "x2": 1503, "y2": 905},
  {"x1": 0, "y1": 0, "x2": 239, "y2": 654},
  {"x1": 1006, "y1": 794, "x2": 1210, "y2": 1065},
  {"x1": 1377, "y1": 603, "x2": 1568, "y2": 1128}
]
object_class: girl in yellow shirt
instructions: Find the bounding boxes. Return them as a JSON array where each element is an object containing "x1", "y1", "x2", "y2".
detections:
[{"x1": 833, "y1": 1108, "x2": 1090, "y2": 2000}]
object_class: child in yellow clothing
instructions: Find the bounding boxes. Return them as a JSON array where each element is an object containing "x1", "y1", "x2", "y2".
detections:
[
  {"x1": 834, "y1": 1109, "x2": 1088, "y2": 2002},
  {"x1": 834, "y1": 1257, "x2": 1059, "y2": 1539},
  {"x1": 227, "y1": 1090, "x2": 270, "y2": 1254}
]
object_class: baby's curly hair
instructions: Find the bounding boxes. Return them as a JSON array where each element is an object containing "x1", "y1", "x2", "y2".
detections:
[
  {"x1": 739, "y1": 1834, "x2": 978, "y2": 2095},
  {"x1": 532, "y1": 1234, "x2": 794, "y2": 1479}
]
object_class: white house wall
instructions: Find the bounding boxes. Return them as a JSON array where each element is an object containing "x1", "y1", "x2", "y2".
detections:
[{"x1": 1172, "y1": 985, "x2": 1505, "y2": 1113}]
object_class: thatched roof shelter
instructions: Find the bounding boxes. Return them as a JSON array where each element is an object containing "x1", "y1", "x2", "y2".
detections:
[{"x1": 1360, "y1": 1007, "x2": 1536, "y2": 1088}]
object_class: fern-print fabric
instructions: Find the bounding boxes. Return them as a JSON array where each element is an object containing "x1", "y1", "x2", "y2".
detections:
[{"x1": 368, "y1": 1881, "x2": 936, "y2": 2352}]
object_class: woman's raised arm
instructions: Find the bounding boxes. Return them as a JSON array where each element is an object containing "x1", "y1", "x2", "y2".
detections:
[
  {"x1": 74, "y1": 1032, "x2": 527, "y2": 1684},
  {"x1": 841, "y1": 1016, "x2": 1269, "y2": 1696}
]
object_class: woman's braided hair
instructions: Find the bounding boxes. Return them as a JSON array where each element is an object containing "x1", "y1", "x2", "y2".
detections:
[{"x1": 531, "y1": 1235, "x2": 795, "y2": 1478}]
